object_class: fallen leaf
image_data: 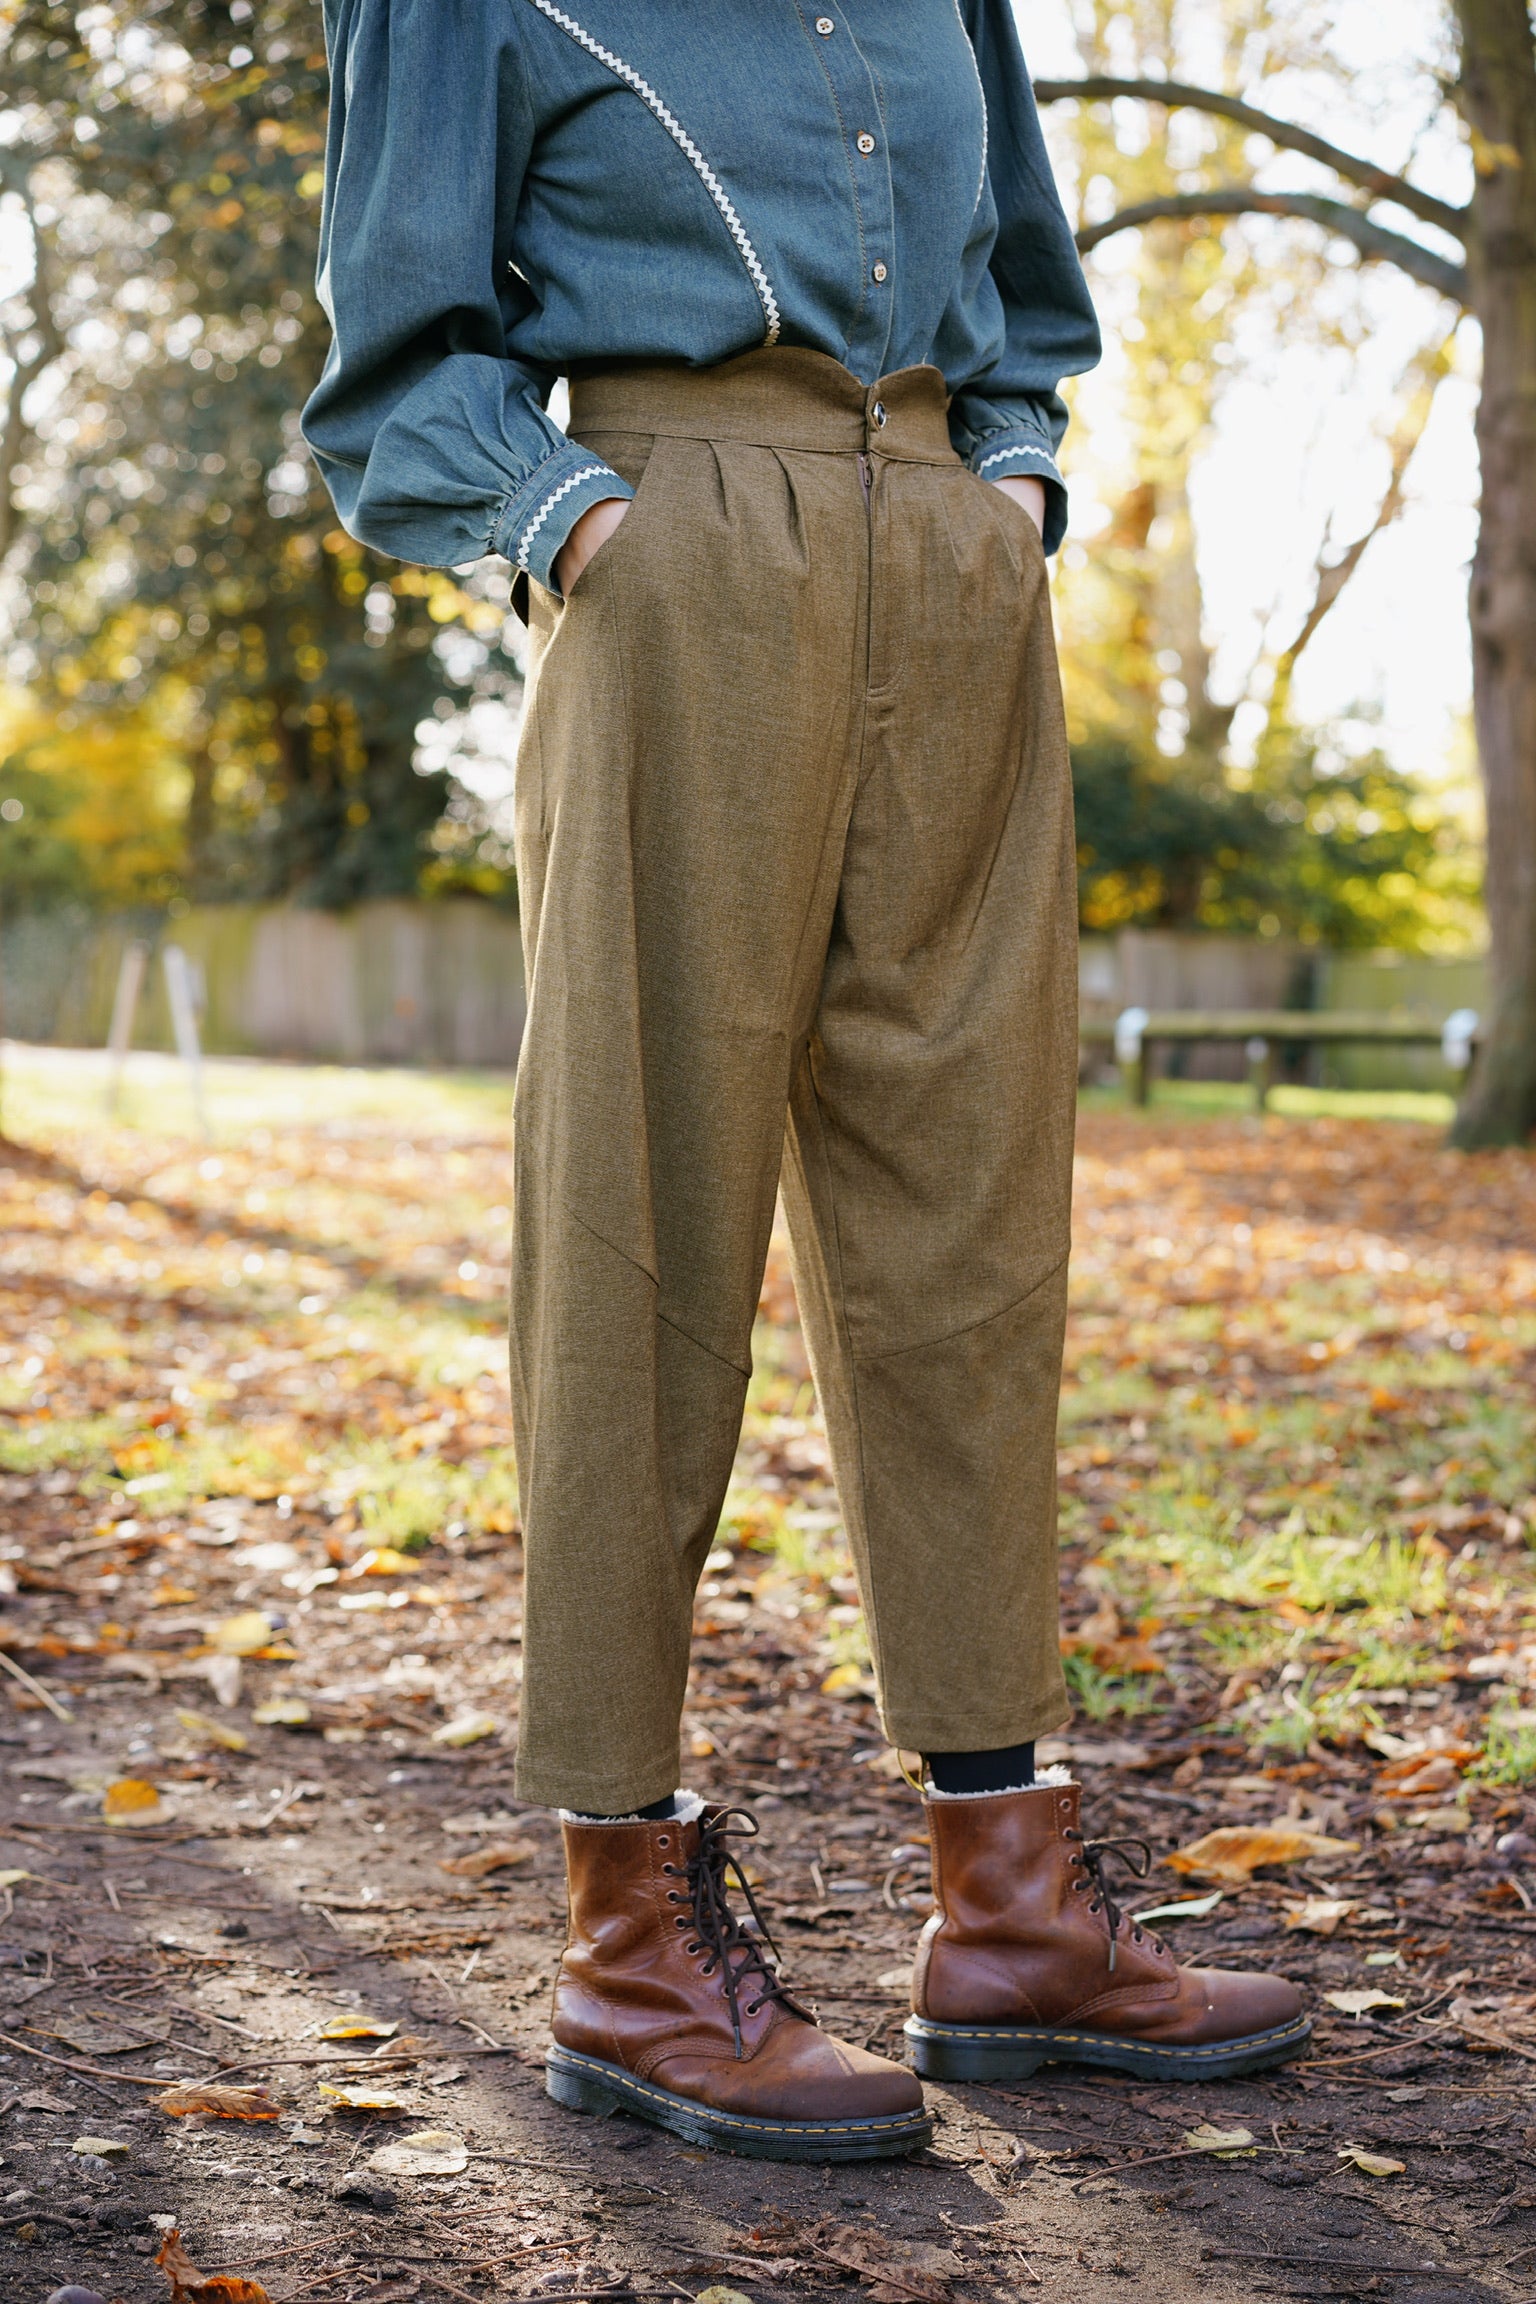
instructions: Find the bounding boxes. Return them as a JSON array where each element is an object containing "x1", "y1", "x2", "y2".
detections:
[
  {"x1": 430, "y1": 1711, "x2": 498, "y2": 1747},
  {"x1": 807, "y1": 2222, "x2": 949, "y2": 2303},
  {"x1": 367, "y1": 2126, "x2": 469, "y2": 2176},
  {"x1": 1338, "y1": 2145, "x2": 1405, "y2": 2177},
  {"x1": 1323, "y1": 1989, "x2": 1406, "y2": 2016},
  {"x1": 251, "y1": 1699, "x2": 312, "y2": 1727},
  {"x1": 211, "y1": 1612, "x2": 274, "y2": 1656},
  {"x1": 438, "y1": 1809, "x2": 525, "y2": 1837},
  {"x1": 1408, "y1": 1803, "x2": 1471, "y2": 1835},
  {"x1": 1166, "y1": 1825, "x2": 1359, "y2": 1885},
  {"x1": 175, "y1": 1708, "x2": 249, "y2": 1752},
  {"x1": 316, "y1": 2082, "x2": 409, "y2": 2111},
  {"x1": 0, "y1": 1867, "x2": 32, "y2": 1887},
  {"x1": 820, "y1": 1663, "x2": 866, "y2": 1696},
  {"x1": 102, "y1": 1776, "x2": 163, "y2": 1823},
  {"x1": 693, "y1": 2291, "x2": 756, "y2": 2304},
  {"x1": 203, "y1": 1654, "x2": 243, "y2": 1707},
  {"x1": 71, "y1": 2134, "x2": 130, "y2": 2157},
  {"x1": 156, "y1": 2084, "x2": 284, "y2": 2121},
  {"x1": 1182, "y1": 2122, "x2": 1257, "y2": 2156},
  {"x1": 349, "y1": 1547, "x2": 421, "y2": 1577},
  {"x1": 156, "y1": 2225, "x2": 273, "y2": 2302},
  {"x1": 438, "y1": 1838, "x2": 537, "y2": 1878},
  {"x1": 53, "y1": 2015, "x2": 171, "y2": 2055},
  {"x1": 1131, "y1": 1891, "x2": 1223, "y2": 1924},
  {"x1": 317, "y1": 2017, "x2": 399, "y2": 2041},
  {"x1": 1283, "y1": 1896, "x2": 1355, "y2": 1936}
]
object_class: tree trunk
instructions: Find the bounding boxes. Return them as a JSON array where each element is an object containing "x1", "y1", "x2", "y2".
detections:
[{"x1": 1451, "y1": 0, "x2": 1536, "y2": 1147}]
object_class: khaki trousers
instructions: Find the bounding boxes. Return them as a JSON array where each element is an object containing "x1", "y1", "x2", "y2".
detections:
[{"x1": 511, "y1": 350, "x2": 1076, "y2": 1814}]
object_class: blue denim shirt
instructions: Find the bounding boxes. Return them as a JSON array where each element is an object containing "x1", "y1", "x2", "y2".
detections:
[{"x1": 302, "y1": 0, "x2": 1101, "y2": 587}]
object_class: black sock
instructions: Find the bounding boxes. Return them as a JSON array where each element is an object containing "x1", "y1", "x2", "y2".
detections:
[
  {"x1": 589, "y1": 1793, "x2": 677, "y2": 1821},
  {"x1": 923, "y1": 1742, "x2": 1036, "y2": 1796}
]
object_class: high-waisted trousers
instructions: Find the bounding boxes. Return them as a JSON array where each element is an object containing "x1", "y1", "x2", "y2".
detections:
[{"x1": 510, "y1": 348, "x2": 1077, "y2": 1814}]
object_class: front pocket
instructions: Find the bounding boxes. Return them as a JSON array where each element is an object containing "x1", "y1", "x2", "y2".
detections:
[{"x1": 560, "y1": 432, "x2": 659, "y2": 600}]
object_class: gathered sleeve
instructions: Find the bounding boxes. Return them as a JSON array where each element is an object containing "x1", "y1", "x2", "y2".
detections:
[
  {"x1": 301, "y1": 0, "x2": 629, "y2": 594},
  {"x1": 948, "y1": 0, "x2": 1101, "y2": 553}
]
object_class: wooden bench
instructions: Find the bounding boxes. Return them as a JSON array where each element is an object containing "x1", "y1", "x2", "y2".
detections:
[{"x1": 1081, "y1": 1007, "x2": 1481, "y2": 1111}]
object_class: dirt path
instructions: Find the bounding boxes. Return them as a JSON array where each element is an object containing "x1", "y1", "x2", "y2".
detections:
[{"x1": 0, "y1": 1064, "x2": 1532, "y2": 2303}]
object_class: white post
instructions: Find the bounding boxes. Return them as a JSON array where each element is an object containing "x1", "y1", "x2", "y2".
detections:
[
  {"x1": 105, "y1": 940, "x2": 149, "y2": 1117},
  {"x1": 162, "y1": 943, "x2": 209, "y2": 1138}
]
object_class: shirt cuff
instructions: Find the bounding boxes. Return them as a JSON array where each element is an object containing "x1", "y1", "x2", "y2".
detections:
[
  {"x1": 971, "y1": 434, "x2": 1068, "y2": 555},
  {"x1": 489, "y1": 440, "x2": 634, "y2": 595}
]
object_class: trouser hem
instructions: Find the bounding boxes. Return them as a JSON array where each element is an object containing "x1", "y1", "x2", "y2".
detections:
[
  {"x1": 513, "y1": 1756, "x2": 684, "y2": 1816},
  {"x1": 877, "y1": 1697, "x2": 1072, "y2": 1757}
]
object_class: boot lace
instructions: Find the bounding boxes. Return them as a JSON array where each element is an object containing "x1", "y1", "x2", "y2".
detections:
[
  {"x1": 1064, "y1": 1829, "x2": 1157, "y2": 1972},
  {"x1": 660, "y1": 1806, "x2": 803, "y2": 2057}
]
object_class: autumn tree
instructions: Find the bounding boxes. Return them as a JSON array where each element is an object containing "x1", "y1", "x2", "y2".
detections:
[
  {"x1": 1038, "y1": 0, "x2": 1536, "y2": 1145},
  {"x1": 0, "y1": 0, "x2": 516, "y2": 905}
]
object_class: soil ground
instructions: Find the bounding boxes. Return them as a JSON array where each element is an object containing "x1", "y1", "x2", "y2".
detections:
[{"x1": 0, "y1": 1049, "x2": 1533, "y2": 2304}]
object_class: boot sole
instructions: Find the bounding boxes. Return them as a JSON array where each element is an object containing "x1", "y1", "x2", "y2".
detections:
[
  {"x1": 903, "y1": 2011, "x2": 1312, "y2": 2084},
  {"x1": 545, "y1": 2044, "x2": 934, "y2": 2162}
]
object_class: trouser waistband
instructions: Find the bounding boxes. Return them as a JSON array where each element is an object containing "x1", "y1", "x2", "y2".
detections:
[{"x1": 569, "y1": 346, "x2": 957, "y2": 464}]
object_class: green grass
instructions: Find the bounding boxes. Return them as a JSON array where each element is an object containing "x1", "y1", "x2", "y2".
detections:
[{"x1": 1079, "y1": 1079, "x2": 1457, "y2": 1125}]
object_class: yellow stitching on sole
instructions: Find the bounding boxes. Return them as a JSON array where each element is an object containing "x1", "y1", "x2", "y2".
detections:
[{"x1": 547, "y1": 2051, "x2": 931, "y2": 2137}]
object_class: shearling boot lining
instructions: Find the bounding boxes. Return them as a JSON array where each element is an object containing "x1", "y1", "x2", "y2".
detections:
[
  {"x1": 924, "y1": 1766, "x2": 1073, "y2": 1798},
  {"x1": 561, "y1": 1789, "x2": 705, "y2": 1826}
]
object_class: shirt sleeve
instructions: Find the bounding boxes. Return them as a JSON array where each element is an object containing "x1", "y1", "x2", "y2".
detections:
[
  {"x1": 948, "y1": 0, "x2": 1101, "y2": 553},
  {"x1": 300, "y1": 0, "x2": 629, "y2": 595}
]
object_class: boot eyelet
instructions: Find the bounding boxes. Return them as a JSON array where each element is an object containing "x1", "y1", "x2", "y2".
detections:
[
  {"x1": 657, "y1": 1834, "x2": 670, "y2": 1847},
  {"x1": 675, "y1": 1914, "x2": 689, "y2": 1927}
]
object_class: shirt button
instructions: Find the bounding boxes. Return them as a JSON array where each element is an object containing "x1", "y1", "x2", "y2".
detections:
[
  {"x1": 871, "y1": 261, "x2": 888, "y2": 283},
  {"x1": 856, "y1": 131, "x2": 876, "y2": 154},
  {"x1": 871, "y1": 401, "x2": 887, "y2": 428},
  {"x1": 815, "y1": 13, "x2": 834, "y2": 29}
]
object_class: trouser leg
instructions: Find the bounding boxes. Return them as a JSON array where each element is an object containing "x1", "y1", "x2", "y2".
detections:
[
  {"x1": 509, "y1": 429, "x2": 866, "y2": 1813},
  {"x1": 781, "y1": 452, "x2": 1079, "y2": 1756}
]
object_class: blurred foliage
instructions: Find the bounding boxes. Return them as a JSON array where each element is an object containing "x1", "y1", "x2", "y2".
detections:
[
  {"x1": 1073, "y1": 729, "x2": 1481, "y2": 947},
  {"x1": 0, "y1": 0, "x2": 518, "y2": 908}
]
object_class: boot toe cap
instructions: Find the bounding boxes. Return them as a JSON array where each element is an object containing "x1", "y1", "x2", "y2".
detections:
[
  {"x1": 1193, "y1": 1964, "x2": 1306, "y2": 2041},
  {"x1": 654, "y1": 2020, "x2": 925, "y2": 2124}
]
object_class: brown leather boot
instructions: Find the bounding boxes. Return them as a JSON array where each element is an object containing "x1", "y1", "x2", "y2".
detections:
[
  {"x1": 904, "y1": 1778, "x2": 1311, "y2": 2082},
  {"x1": 546, "y1": 1800, "x2": 931, "y2": 2160}
]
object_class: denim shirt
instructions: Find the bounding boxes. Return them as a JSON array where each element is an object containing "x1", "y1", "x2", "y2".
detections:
[{"x1": 302, "y1": 0, "x2": 1101, "y2": 587}]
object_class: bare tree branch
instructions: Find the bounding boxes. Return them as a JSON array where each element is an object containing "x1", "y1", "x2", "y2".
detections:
[
  {"x1": 1034, "y1": 76, "x2": 1468, "y2": 240},
  {"x1": 0, "y1": 174, "x2": 68, "y2": 565},
  {"x1": 1074, "y1": 190, "x2": 1469, "y2": 303},
  {"x1": 1259, "y1": 327, "x2": 1457, "y2": 742}
]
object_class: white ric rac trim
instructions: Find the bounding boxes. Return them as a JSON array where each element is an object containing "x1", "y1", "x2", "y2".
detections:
[
  {"x1": 977, "y1": 442, "x2": 1059, "y2": 476},
  {"x1": 951, "y1": 0, "x2": 988, "y2": 210},
  {"x1": 515, "y1": 461, "x2": 609, "y2": 575},
  {"x1": 522, "y1": 0, "x2": 781, "y2": 345}
]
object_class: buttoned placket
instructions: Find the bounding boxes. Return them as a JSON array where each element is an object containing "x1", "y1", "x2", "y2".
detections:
[{"x1": 802, "y1": 7, "x2": 895, "y2": 379}]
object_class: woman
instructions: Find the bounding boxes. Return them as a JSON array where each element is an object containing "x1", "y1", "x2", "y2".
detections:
[{"x1": 304, "y1": 0, "x2": 1307, "y2": 2162}]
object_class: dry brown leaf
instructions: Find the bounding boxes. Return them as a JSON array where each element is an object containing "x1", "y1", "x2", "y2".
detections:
[
  {"x1": 174, "y1": 1707, "x2": 249, "y2": 1752},
  {"x1": 438, "y1": 1837, "x2": 537, "y2": 1878},
  {"x1": 430, "y1": 1710, "x2": 499, "y2": 1747},
  {"x1": 210, "y1": 1611, "x2": 274, "y2": 1656},
  {"x1": 156, "y1": 2083, "x2": 284, "y2": 2121},
  {"x1": 102, "y1": 1776, "x2": 163, "y2": 1822},
  {"x1": 808, "y1": 2221, "x2": 951, "y2": 2303},
  {"x1": 1165, "y1": 1825, "x2": 1359, "y2": 1886},
  {"x1": 1283, "y1": 1896, "x2": 1355, "y2": 1936},
  {"x1": 157, "y1": 2225, "x2": 273, "y2": 2303}
]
